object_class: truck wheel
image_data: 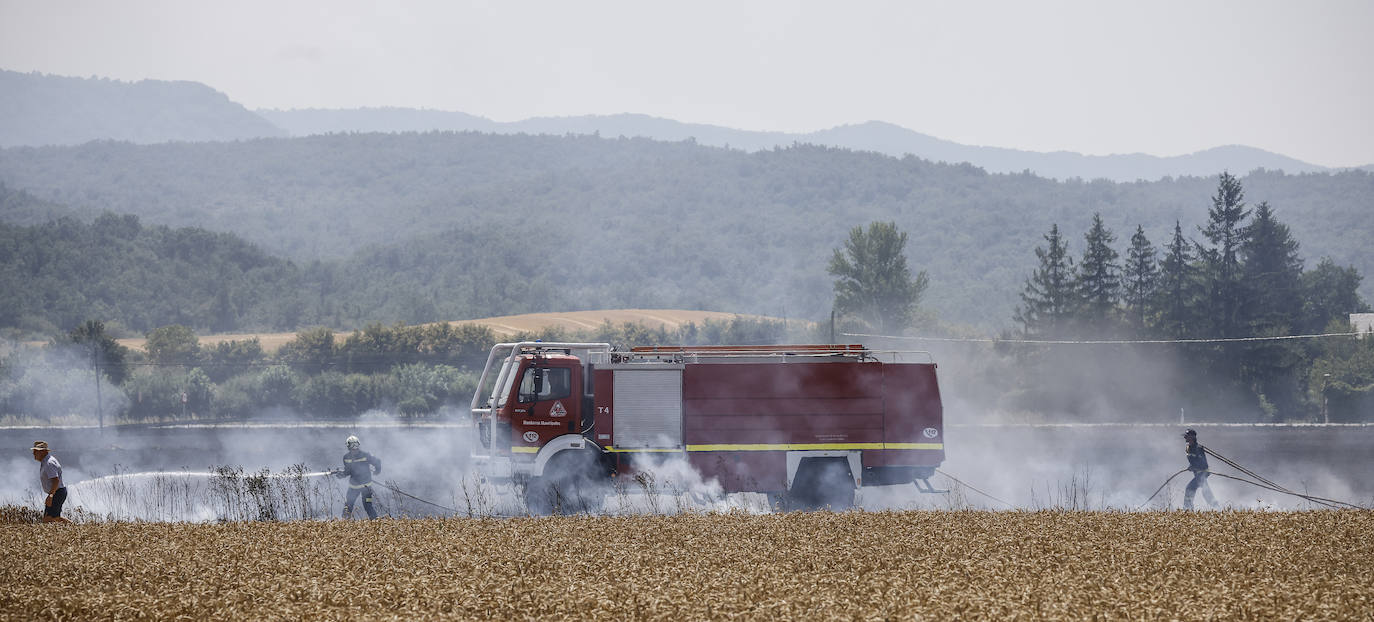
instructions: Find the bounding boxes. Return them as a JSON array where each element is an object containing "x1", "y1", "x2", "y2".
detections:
[
  {"x1": 524, "y1": 449, "x2": 608, "y2": 515},
  {"x1": 788, "y1": 459, "x2": 855, "y2": 512}
]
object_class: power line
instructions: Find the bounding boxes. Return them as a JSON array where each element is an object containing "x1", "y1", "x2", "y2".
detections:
[{"x1": 843, "y1": 330, "x2": 1366, "y2": 345}]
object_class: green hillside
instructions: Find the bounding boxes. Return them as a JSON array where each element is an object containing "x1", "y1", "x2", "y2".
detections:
[
  {"x1": 0, "y1": 211, "x2": 303, "y2": 335},
  {"x1": 2, "y1": 132, "x2": 1372, "y2": 330}
]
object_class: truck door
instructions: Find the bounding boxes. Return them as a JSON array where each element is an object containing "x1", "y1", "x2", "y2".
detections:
[{"x1": 511, "y1": 363, "x2": 581, "y2": 452}]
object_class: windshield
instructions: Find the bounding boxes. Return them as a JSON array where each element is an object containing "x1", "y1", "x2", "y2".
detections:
[
  {"x1": 491, "y1": 359, "x2": 518, "y2": 409},
  {"x1": 518, "y1": 366, "x2": 572, "y2": 403}
]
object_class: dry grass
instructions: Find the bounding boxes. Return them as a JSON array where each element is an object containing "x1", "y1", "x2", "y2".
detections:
[
  {"x1": 114, "y1": 309, "x2": 791, "y2": 353},
  {"x1": 3, "y1": 510, "x2": 1371, "y2": 620},
  {"x1": 117, "y1": 330, "x2": 302, "y2": 353},
  {"x1": 466, "y1": 308, "x2": 788, "y2": 337}
]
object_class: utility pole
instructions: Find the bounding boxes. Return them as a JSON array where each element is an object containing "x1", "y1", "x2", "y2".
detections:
[
  {"x1": 1322, "y1": 373, "x2": 1331, "y2": 424},
  {"x1": 91, "y1": 341, "x2": 103, "y2": 429}
]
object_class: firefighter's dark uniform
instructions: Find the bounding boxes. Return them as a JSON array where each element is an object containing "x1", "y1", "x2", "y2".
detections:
[
  {"x1": 1184, "y1": 439, "x2": 1217, "y2": 509},
  {"x1": 338, "y1": 449, "x2": 382, "y2": 519}
]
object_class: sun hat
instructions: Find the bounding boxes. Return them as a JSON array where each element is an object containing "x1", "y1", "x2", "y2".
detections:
[{"x1": 31, "y1": 441, "x2": 49, "y2": 451}]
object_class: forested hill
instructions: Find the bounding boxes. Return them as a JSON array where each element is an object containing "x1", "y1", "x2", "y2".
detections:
[
  {"x1": 0, "y1": 213, "x2": 304, "y2": 334},
  {"x1": 2, "y1": 132, "x2": 1372, "y2": 330},
  {"x1": 260, "y1": 109, "x2": 1334, "y2": 182},
  {"x1": 0, "y1": 70, "x2": 285, "y2": 147},
  {"x1": 0, "y1": 183, "x2": 75, "y2": 226}
]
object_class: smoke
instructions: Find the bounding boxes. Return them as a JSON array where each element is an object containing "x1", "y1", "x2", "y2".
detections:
[
  {"x1": 1, "y1": 344, "x2": 129, "y2": 426},
  {"x1": 809, "y1": 332, "x2": 1372, "y2": 511},
  {"x1": 4, "y1": 419, "x2": 1368, "y2": 520},
  {"x1": 0, "y1": 406, "x2": 487, "y2": 521},
  {"x1": 4, "y1": 336, "x2": 1370, "y2": 521},
  {"x1": 601, "y1": 453, "x2": 771, "y2": 515}
]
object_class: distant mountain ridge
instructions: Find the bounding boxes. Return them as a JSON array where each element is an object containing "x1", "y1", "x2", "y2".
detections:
[
  {"x1": 260, "y1": 109, "x2": 1341, "y2": 182},
  {"x1": 1, "y1": 69, "x2": 1360, "y2": 181},
  {"x1": 0, "y1": 69, "x2": 284, "y2": 146}
]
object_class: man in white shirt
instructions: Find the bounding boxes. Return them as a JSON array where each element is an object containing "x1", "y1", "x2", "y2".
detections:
[{"x1": 31, "y1": 441, "x2": 72, "y2": 524}]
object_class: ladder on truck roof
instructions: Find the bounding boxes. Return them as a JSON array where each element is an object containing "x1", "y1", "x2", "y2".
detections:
[
  {"x1": 619, "y1": 344, "x2": 873, "y2": 363},
  {"x1": 630, "y1": 344, "x2": 867, "y2": 354},
  {"x1": 620, "y1": 344, "x2": 937, "y2": 364}
]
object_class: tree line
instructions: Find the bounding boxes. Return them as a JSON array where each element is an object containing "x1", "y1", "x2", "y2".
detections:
[
  {"x1": 6, "y1": 174, "x2": 1372, "y2": 423},
  {"x1": 1009, "y1": 173, "x2": 1371, "y2": 421},
  {"x1": 0, "y1": 316, "x2": 808, "y2": 424}
]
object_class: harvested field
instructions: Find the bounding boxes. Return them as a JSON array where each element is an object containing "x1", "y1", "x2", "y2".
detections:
[
  {"x1": 466, "y1": 308, "x2": 786, "y2": 337},
  {"x1": 3, "y1": 510, "x2": 1371, "y2": 620},
  {"x1": 114, "y1": 309, "x2": 789, "y2": 353}
]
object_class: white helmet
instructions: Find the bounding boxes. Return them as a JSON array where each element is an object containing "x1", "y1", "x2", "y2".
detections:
[{"x1": 346, "y1": 435, "x2": 360, "y2": 450}]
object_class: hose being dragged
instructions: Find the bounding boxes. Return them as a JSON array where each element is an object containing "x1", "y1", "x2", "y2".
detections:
[
  {"x1": 1204, "y1": 444, "x2": 1365, "y2": 509},
  {"x1": 935, "y1": 469, "x2": 1016, "y2": 508},
  {"x1": 1206, "y1": 472, "x2": 1362, "y2": 510},
  {"x1": 1137, "y1": 468, "x2": 1189, "y2": 510},
  {"x1": 378, "y1": 481, "x2": 458, "y2": 513},
  {"x1": 1139, "y1": 446, "x2": 1366, "y2": 510},
  {"x1": 1204, "y1": 446, "x2": 1291, "y2": 496}
]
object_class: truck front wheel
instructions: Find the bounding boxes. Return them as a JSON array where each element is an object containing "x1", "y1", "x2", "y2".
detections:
[{"x1": 524, "y1": 449, "x2": 609, "y2": 515}]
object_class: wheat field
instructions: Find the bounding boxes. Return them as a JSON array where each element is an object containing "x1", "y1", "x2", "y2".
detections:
[
  {"x1": 113, "y1": 309, "x2": 790, "y2": 353},
  {"x1": 3, "y1": 510, "x2": 1371, "y2": 620}
]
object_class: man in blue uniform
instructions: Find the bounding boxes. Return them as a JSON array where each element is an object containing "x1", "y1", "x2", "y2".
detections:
[
  {"x1": 334, "y1": 435, "x2": 382, "y2": 519},
  {"x1": 1182, "y1": 429, "x2": 1217, "y2": 510}
]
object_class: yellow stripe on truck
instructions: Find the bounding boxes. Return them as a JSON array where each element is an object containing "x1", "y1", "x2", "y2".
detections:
[
  {"x1": 603, "y1": 447, "x2": 685, "y2": 453},
  {"x1": 604, "y1": 442, "x2": 943, "y2": 453},
  {"x1": 511, "y1": 447, "x2": 539, "y2": 454}
]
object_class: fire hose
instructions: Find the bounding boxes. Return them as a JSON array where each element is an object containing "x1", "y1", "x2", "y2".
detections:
[
  {"x1": 327, "y1": 465, "x2": 463, "y2": 516},
  {"x1": 1137, "y1": 468, "x2": 1190, "y2": 510},
  {"x1": 935, "y1": 469, "x2": 1015, "y2": 508},
  {"x1": 378, "y1": 481, "x2": 458, "y2": 513},
  {"x1": 1139, "y1": 445, "x2": 1366, "y2": 510}
]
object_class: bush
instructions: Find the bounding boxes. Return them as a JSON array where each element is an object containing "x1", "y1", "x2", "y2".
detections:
[
  {"x1": 203, "y1": 338, "x2": 265, "y2": 383},
  {"x1": 122, "y1": 367, "x2": 213, "y2": 420},
  {"x1": 210, "y1": 375, "x2": 257, "y2": 420},
  {"x1": 294, "y1": 371, "x2": 379, "y2": 418},
  {"x1": 382, "y1": 363, "x2": 468, "y2": 416},
  {"x1": 258, "y1": 365, "x2": 301, "y2": 409}
]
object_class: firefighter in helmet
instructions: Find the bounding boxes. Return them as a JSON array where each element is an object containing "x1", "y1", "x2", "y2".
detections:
[
  {"x1": 334, "y1": 435, "x2": 382, "y2": 519},
  {"x1": 1182, "y1": 429, "x2": 1218, "y2": 510}
]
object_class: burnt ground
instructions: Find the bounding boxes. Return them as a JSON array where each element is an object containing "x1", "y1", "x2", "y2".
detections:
[{"x1": 4, "y1": 422, "x2": 1370, "y2": 512}]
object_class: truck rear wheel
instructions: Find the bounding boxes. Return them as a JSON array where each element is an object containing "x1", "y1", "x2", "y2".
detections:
[
  {"x1": 787, "y1": 459, "x2": 856, "y2": 511},
  {"x1": 524, "y1": 449, "x2": 609, "y2": 515}
]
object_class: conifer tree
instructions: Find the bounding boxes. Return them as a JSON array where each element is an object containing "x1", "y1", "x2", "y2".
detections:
[
  {"x1": 1155, "y1": 221, "x2": 1199, "y2": 339},
  {"x1": 1076, "y1": 213, "x2": 1121, "y2": 332},
  {"x1": 1014, "y1": 224, "x2": 1077, "y2": 338},
  {"x1": 1240, "y1": 201, "x2": 1304, "y2": 334},
  {"x1": 1122, "y1": 225, "x2": 1158, "y2": 332},
  {"x1": 1238, "y1": 201, "x2": 1307, "y2": 418},
  {"x1": 1196, "y1": 172, "x2": 1251, "y2": 338}
]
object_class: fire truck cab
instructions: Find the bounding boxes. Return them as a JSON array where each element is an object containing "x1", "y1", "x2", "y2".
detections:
[{"x1": 469, "y1": 342, "x2": 945, "y2": 513}]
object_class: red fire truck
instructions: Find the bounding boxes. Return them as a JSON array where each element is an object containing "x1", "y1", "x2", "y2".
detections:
[{"x1": 469, "y1": 341, "x2": 945, "y2": 513}]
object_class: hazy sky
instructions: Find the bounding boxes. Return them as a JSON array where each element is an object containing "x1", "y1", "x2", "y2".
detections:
[{"x1": 2, "y1": 0, "x2": 1372, "y2": 167}]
